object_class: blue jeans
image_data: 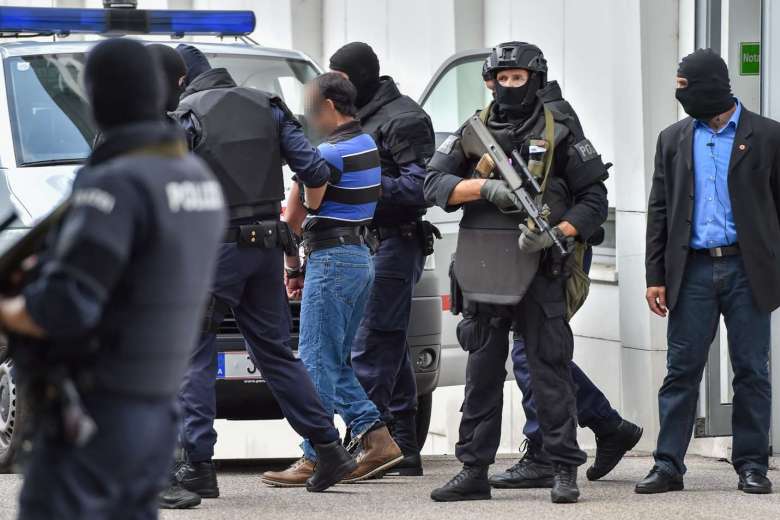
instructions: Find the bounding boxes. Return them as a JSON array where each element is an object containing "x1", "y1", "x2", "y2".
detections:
[
  {"x1": 299, "y1": 244, "x2": 381, "y2": 461},
  {"x1": 655, "y1": 253, "x2": 771, "y2": 476}
]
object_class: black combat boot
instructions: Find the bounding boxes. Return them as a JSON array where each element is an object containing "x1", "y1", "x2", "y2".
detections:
[
  {"x1": 586, "y1": 419, "x2": 643, "y2": 481},
  {"x1": 306, "y1": 440, "x2": 357, "y2": 492},
  {"x1": 158, "y1": 484, "x2": 202, "y2": 509},
  {"x1": 489, "y1": 440, "x2": 554, "y2": 488},
  {"x1": 176, "y1": 461, "x2": 220, "y2": 498},
  {"x1": 385, "y1": 411, "x2": 423, "y2": 476},
  {"x1": 551, "y1": 464, "x2": 580, "y2": 504},
  {"x1": 430, "y1": 465, "x2": 491, "y2": 502}
]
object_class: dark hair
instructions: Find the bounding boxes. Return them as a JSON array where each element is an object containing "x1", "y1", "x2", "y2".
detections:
[{"x1": 311, "y1": 72, "x2": 358, "y2": 117}]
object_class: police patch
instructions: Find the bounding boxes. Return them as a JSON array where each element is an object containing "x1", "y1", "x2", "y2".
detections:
[
  {"x1": 573, "y1": 139, "x2": 598, "y2": 162},
  {"x1": 437, "y1": 134, "x2": 458, "y2": 155}
]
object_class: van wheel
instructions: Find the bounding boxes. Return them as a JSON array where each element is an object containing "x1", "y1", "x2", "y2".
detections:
[
  {"x1": 415, "y1": 392, "x2": 432, "y2": 451},
  {"x1": 0, "y1": 342, "x2": 23, "y2": 473}
]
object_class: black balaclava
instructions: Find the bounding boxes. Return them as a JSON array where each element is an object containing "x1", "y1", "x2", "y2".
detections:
[
  {"x1": 148, "y1": 44, "x2": 186, "y2": 112},
  {"x1": 176, "y1": 44, "x2": 212, "y2": 86},
  {"x1": 494, "y1": 71, "x2": 542, "y2": 123},
  {"x1": 676, "y1": 48, "x2": 734, "y2": 120},
  {"x1": 84, "y1": 38, "x2": 163, "y2": 132},
  {"x1": 329, "y1": 42, "x2": 381, "y2": 108}
]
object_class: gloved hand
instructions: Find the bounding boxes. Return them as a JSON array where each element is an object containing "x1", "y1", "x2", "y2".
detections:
[
  {"x1": 518, "y1": 223, "x2": 555, "y2": 253},
  {"x1": 480, "y1": 179, "x2": 518, "y2": 210}
]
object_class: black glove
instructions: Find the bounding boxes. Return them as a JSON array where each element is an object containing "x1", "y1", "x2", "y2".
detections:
[{"x1": 480, "y1": 179, "x2": 518, "y2": 211}]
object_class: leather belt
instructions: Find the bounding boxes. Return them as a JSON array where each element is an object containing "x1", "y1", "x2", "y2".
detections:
[
  {"x1": 692, "y1": 243, "x2": 740, "y2": 257},
  {"x1": 303, "y1": 226, "x2": 367, "y2": 255}
]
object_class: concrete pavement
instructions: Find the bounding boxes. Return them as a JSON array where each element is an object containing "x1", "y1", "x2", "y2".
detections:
[{"x1": 0, "y1": 454, "x2": 778, "y2": 519}]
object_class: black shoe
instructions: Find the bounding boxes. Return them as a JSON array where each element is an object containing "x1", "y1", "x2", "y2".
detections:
[
  {"x1": 176, "y1": 461, "x2": 220, "y2": 498},
  {"x1": 489, "y1": 440, "x2": 554, "y2": 489},
  {"x1": 738, "y1": 470, "x2": 772, "y2": 494},
  {"x1": 635, "y1": 467, "x2": 684, "y2": 494},
  {"x1": 384, "y1": 453, "x2": 423, "y2": 476},
  {"x1": 551, "y1": 464, "x2": 580, "y2": 504},
  {"x1": 431, "y1": 466, "x2": 491, "y2": 502},
  {"x1": 587, "y1": 420, "x2": 643, "y2": 481},
  {"x1": 158, "y1": 484, "x2": 202, "y2": 509},
  {"x1": 307, "y1": 440, "x2": 357, "y2": 492}
]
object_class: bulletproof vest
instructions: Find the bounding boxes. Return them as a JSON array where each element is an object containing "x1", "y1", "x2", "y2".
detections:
[
  {"x1": 178, "y1": 85, "x2": 283, "y2": 220},
  {"x1": 358, "y1": 78, "x2": 434, "y2": 225},
  {"x1": 86, "y1": 144, "x2": 225, "y2": 398},
  {"x1": 454, "y1": 103, "x2": 567, "y2": 306}
]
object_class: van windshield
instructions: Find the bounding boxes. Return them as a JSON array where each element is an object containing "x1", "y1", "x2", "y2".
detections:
[{"x1": 3, "y1": 51, "x2": 320, "y2": 167}]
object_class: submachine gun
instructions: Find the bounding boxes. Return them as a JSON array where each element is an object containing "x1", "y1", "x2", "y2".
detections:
[
  {"x1": 459, "y1": 114, "x2": 569, "y2": 257},
  {"x1": 0, "y1": 201, "x2": 97, "y2": 451}
]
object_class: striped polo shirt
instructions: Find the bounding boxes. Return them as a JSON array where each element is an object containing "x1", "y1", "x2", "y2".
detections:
[{"x1": 304, "y1": 120, "x2": 381, "y2": 230}]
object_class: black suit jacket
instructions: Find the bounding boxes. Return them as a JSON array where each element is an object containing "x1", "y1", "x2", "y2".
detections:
[{"x1": 646, "y1": 108, "x2": 780, "y2": 313}]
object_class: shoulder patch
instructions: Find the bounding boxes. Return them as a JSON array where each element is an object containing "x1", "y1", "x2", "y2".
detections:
[
  {"x1": 573, "y1": 139, "x2": 599, "y2": 163},
  {"x1": 73, "y1": 188, "x2": 116, "y2": 214},
  {"x1": 437, "y1": 135, "x2": 458, "y2": 155}
]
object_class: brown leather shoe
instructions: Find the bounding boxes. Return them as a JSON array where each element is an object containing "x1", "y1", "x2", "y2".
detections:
[
  {"x1": 342, "y1": 426, "x2": 403, "y2": 483},
  {"x1": 261, "y1": 458, "x2": 314, "y2": 487}
]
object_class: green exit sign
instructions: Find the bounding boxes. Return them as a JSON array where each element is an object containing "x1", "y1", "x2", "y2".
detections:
[{"x1": 740, "y1": 42, "x2": 760, "y2": 75}]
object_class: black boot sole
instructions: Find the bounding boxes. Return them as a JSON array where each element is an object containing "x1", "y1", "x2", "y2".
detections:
[
  {"x1": 489, "y1": 476, "x2": 554, "y2": 489},
  {"x1": 430, "y1": 491, "x2": 491, "y2": 502},
  {"x1": 634, "y1": 481, "x2": 684, "y2": 494},
  {"x1": 384, "y1": 465, "x2": 424, "y2": 477},
  {"x1": 306, "y1": 459, "x2": 358, "y2": 492},
  {"x1": 159, "y1": 495, "x2": 202, "y2": 510},
  {"x1": 551, "y1": 490, "x2": 580, "y2": 504},
  {"x1": 738, "y1": 482, "x2": 772, "y2": 494},
  {"x1": 586, "y1": 426, "x2": 644, "y2": 481},
  {"x1": 178, "y1": 481, "x2": 219, "y2": 499}
]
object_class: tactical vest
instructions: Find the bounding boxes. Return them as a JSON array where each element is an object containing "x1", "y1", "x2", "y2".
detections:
[
  {"x1": 178, "y1": 87, "x2": 284, "y2": 220},
  {"x1": 456, "y1": 102, "x2": 590, "y2": 317}
]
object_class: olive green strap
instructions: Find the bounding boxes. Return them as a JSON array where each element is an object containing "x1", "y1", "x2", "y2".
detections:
[{"x1": 539, "y1": 106, "x2": 556, "y2": 194}]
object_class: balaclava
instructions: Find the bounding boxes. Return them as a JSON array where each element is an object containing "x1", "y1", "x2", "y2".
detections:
[
  {"x1": 176, "y1": 44, "x2": 212, "y2": 86},
  {"x1": 676, "y1": 48, "x2": 734, "y2": 120},
  {"x1": 148, "y1": 44, "x2": 186, "y2": 112},
  {"x1": 84, "y1": 38, "x2": 163, "y2": 132},
  {"x1": 494, "y1": 71, "x2": 542, "y2": 123},
  {"x1": 329, "y1": 42, "x2": 381, "y2": 108}
]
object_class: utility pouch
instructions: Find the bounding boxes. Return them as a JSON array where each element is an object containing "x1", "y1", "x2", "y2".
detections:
[
  {"x1": 449, "y1": 256, "x2": 464, "y2": 316},
  {"x1": 364, "y1": 229, "x2": 380, "y2": 254},
  {"x1": 565, "y1": 241, "x2": 591, "y2": 321},
  {"x1": 238, "y1": 220, "x2": 279, "y2": 249},
  {"x1": 417, "y1": 220, "x2": 442, "y2": 257}
]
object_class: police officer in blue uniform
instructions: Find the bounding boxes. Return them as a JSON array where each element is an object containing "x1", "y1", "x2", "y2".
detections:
[
  {"x1": 329, "y1": 42, "x2": 436, "y2": 476},
  {"x1": 164, "y1": 45, "x2": 355, "y2": 498},
  {"x1": 0, "y1": 38, "x2": 226, "y2": 520}
]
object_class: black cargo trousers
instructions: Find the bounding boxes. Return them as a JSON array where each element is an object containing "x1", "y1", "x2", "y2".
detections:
[{"x1": 454, "y1": 271, "x2": 587, "y2": 469}]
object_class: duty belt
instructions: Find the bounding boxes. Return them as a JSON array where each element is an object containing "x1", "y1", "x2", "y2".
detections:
[
  {"x1": 223, "y1": 218, "x2": 298, "y2": 256},
  {"x1": 372, "y1": 221, "x2": 419, "y2": 241},
  {"x1": 303, "y1": 226, "x2": 368, "y2": 255},
  {"x1": 691, "y1": 243, "x2": 740, "y2": 257}
]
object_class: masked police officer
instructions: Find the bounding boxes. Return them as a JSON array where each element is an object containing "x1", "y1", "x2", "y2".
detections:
[
  {"x1": 329, "y1": 42, "x2": 435, "y2": 476},
  {"x1": 161, "y1": 45, "x2": 356, "y2": 501},
  {"x1": 0, "y1": 38, "x2": 226, "y2": 519},
  {"x1": 424, "y1": 42, "x2": 609, "y2": 503}
]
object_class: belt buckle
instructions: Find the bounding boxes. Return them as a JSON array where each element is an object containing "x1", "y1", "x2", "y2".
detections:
[{"x1": 711, "y1": 247, "x2": 724, "y2": 258}]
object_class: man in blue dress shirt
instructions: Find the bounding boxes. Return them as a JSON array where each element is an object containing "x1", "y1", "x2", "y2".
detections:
[{"x1": 641, "y1": 49, "x2": 777, "y2": 495}]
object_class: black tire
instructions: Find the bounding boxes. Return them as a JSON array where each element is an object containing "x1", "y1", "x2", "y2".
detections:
[
  {"x1": 415, "y1": 392, "x2": 433, "y2": 451},
  {"x1": 0, "y1": 341, "x2": 24, "y2": 473}
]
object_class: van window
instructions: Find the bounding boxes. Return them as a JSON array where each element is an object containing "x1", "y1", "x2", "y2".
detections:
[
  {"x1": 421, "y1": 57, "x2": 492, "y2": 134},
  {"x1": 3, "y1": 52, "x2": 320, "y2": 166}
]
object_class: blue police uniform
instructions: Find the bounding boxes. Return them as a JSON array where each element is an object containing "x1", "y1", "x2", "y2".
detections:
[
  {"x1": 17, "y1": 121, "x2": 226, "y2": 519},
  {"x1": 349, "y1": 77, "x2": 435, "y2": 460},
  {"x1": 171, "y1": 67, "x2": 341, "y2": 479}
]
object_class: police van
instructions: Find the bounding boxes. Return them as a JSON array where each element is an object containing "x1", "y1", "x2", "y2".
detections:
[{"x1": 0, "y1": 4, "x2": 441, "y2": 471}]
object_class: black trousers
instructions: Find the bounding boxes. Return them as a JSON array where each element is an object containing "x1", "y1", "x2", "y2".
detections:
[{"x1": 454, "y1": 273, "x2": 587, "y2": 468}]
